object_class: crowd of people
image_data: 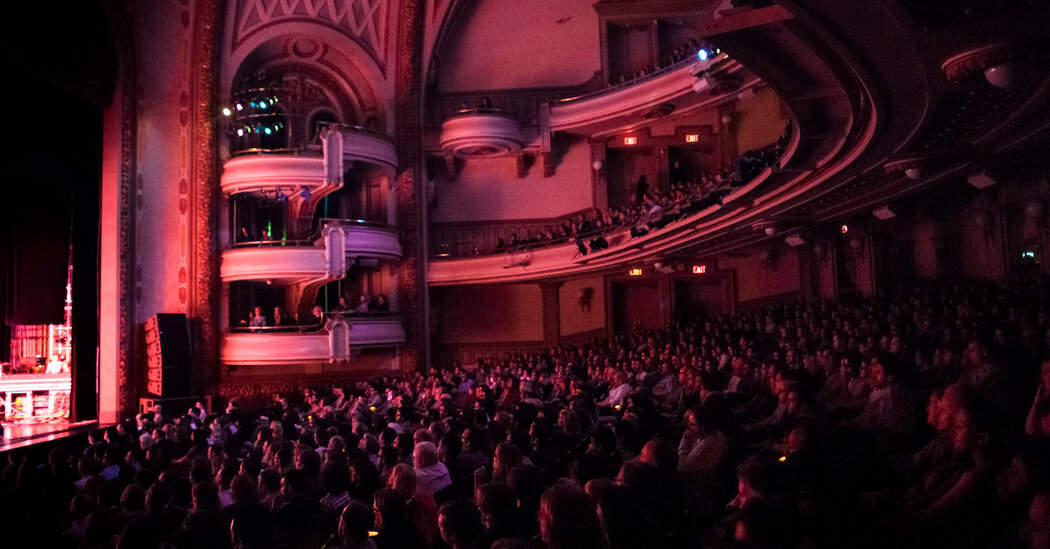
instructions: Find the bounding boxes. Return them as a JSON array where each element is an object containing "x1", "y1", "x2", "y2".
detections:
[
  {"x1": 4, "y1": 278, "x2": 1050, "y2": 548},
  {"x1": 612, "y1": 39, "x2": 710, "y2": 85},
  {"x1": 483, "y1": 131, "x2": 789, "y2": 258},
  {"x1": 239, "y1": 295, "x2": 392, "y2": 332}
]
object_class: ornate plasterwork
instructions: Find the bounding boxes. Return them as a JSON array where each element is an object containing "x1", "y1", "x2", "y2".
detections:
[
  {"x1": 111, "y1": 2, "x2": 137, "y2": 417},
  {"x1": 395, "y1": 0, "x2": 425, "y2": 372},
  {"x1": 192, "y1": 0, "x2": 222, "y2": 393},
  {"x1": 232, "y1": 0, "x2": 389, "y2": 71},
  {"x1": 785, "y1": 171, "x2": 904, "y2": 218},
  {"x1": 914, "y1": 83, "x2": 1038, "y2": 151}
]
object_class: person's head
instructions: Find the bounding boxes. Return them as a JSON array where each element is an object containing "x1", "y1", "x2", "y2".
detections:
[
  {"x1": 312, "y1": 305, "x2": 323, "y2": 318},
  {"x1": 320, "y1": 462, "x2": 351, "y2": 496},
  {"x1": 438, "y1": 499, "x2": 485, "y2": 549},
  {"x1": 372, "y1": 488, "x2": 408, "y2": 531},
  {"x1": 539, "y1": 483, "x2": 605, "y2": 549},
  {"x1": 388, "y1": 463, "x2": 418, "y2": 496},
  {"x1": 280, "y1": 469, "x2": 309, "y2": 499},
  {"x1": 413, "y1": 441, "x2": 439, "y2": 469},
  {"x1": 477, "y1": 482, "x2": 517, "y2": 530},
  {"x1": 338, "y1": 500, "x2": 375, "y2": 544},
  {"x1": 191, "y1": 480, "x2": 221, "y2": 512}
]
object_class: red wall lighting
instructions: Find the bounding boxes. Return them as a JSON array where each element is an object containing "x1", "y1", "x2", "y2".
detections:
[{"x1": 841, "y1": 224, "x2": 849, "y2": 234}]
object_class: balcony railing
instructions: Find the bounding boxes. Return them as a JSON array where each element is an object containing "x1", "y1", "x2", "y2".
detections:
[{"x1": 221, "y1": 316, "x2": 406, "y2": 365}]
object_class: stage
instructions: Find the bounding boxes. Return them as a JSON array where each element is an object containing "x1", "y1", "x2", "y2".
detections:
[
  {"x1": 0, "y1": 419, "x2": 102, "y2": 452},
  {"x1": 0, "y1": 373, "x2": 97, "y2": 452}
]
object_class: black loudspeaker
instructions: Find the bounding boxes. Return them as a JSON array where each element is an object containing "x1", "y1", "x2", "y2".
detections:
[{"x1": 144, "y1": 314, "x2": 191, "y2": 397}]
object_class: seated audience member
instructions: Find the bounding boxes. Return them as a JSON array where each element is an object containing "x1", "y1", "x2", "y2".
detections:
[
  {"x1": 438, "y1": 499, "x2": 486, "y2": 549},
  {"x1": 1026, "y1": 358, "x2": 1050, "y2": 438}
]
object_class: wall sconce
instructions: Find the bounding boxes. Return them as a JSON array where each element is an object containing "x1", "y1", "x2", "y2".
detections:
[
  {"x1": 974, "y1": 211, "x2": 994, "y2": 240},
  {"x1": 578, "y1": 287, "x2": 594, "y2": 312},
  {"x1": 760, "y1": 248, "x2": 778, "y2": 270},
  {"x1": 849, "y1": 236, "x2": 865, "y2": 259},
  {"x1": 1024, "y1": 201, "x2": 1045, "y2": 239},
  {"x1": 813, "y1": 242, "x2": 828, "y2": 266}
]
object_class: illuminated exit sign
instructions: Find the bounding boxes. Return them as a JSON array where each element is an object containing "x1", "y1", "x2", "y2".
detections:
[
  {"x1": 628, "y1": 268, "x2": 643, "y2": 276},
  {"x1": 692, "y1": 265, "x2": 707, "y2": 274}
]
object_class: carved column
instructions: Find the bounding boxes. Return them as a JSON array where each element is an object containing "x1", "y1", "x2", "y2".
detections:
[
  {"x1": 395, "y1": 0, "x2": 428, "y2": 372},
  {"x1": 191, "y1": 0, "x2": 222, "y2": 395},
  {"x1": 540, "y1": 282, "x2": 562, "y2": 348}
]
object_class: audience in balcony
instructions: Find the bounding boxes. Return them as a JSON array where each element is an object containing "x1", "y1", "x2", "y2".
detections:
[
  {"x1": 439, "y1": 135, "x2": 789, "y2": 259},
  {"x1": 10, "y1": 277, "x2": 1050, "y2": 548}
]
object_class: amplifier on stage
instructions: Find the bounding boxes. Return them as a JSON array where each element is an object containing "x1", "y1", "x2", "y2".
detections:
[{"x1": 143, "y1": 314, "x2": 191, "y2": 398}]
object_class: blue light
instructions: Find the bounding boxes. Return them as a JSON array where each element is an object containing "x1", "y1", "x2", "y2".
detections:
[
  {"x1": 698, "y1": 49, "x2": 709, "y2": 61},
  {"x1": 263, "y1": 127, "x2": 272, "y2": 135},
  {"x1": 259, "y1": 101, "x2": 267, "y2": 109}
]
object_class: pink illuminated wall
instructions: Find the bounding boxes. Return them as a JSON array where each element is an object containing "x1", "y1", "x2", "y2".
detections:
[
  {"x1": 431, "y1": 137, "x2": 595, "y2": 222},
  {"x1": 434, "y1": 284, "x2": 544, "y2": 344},
  {"x1": 436, "y1": 0, "x2": 600, "y2": 92},
  {"x1": 559, "y1": 276, "x2": 606, "y2": 338}
]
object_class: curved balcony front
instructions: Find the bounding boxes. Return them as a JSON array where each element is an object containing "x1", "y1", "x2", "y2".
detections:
[
  {"x1": 220, "y1": 317, "x2": 406, "y2": 366},
  {"x1": 221, "y1": 154, "x2": 326, "y2": 195},
  {"x1": 439, "y1": 111, "x2": 525, "y2": 158},
  {"x1": 220, "y1": 243, "x2": 326, "y2": 284},
  {"x1": 220, "y1": 126, "x2": 399, "y2": 196},
  {"x1": 220, "y1": 221, "x2": 402, "y2": 284},
  {"x1": 550, "y1": 54, "x2": 759, "y2": 136}
]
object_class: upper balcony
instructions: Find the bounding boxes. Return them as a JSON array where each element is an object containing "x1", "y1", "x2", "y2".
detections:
[
  {"x1": 220, "y1": 219, "x2": 402, "y2": 284},
  {"x1": 220, "y1": 125, "x2": 398, "y2": 197},
  {"x1": 220, "y1": 315, "x2": 406, "y2": 366}
]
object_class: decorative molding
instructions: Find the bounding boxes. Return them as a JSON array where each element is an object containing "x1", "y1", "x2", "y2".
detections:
[
  {"x1": 942, "y1": 43, "x2": 1048, "y2": 84},
  {"x1": 394, "y1": 0, "x2": 426, "y2": 373},
  {"x1": 109, "y1": 0, "x2": 138, "y2": 418},
  {"x1": 193, "y1": 0, "x2": 222, "y2": 395},
  {"x1": 785, "y1": 171, "x2": 905, "y2": 218},
  {"x1": 913, "y1": 83, "x2": 1039, "y2": 151},
  {"x1": 232, "y1": 0, "x2": 390, "y2": 71}
]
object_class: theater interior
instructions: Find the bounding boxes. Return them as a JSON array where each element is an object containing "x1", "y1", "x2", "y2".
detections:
[{"x1": 2, "y1": 1, "x2": 1050, "y2": 547}]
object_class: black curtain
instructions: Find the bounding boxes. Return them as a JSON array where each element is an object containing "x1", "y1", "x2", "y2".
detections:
[{"x1": 3, "y1": 73, "x2": 101, "y2": 420}]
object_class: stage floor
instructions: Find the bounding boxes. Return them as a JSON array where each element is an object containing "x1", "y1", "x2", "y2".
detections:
[{"x1": 0, "y1": 420, "x2": 101, "y2": 453}]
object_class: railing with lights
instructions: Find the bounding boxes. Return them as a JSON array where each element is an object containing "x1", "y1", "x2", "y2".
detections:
[{"x1": 556, "y1": 47, "x2": 725, "y2": 105}]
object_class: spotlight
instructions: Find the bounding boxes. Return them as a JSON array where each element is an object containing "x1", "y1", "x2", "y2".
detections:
[
  {"x1": 236, "y1": 128, "x2": 244, "y2": 137},
  {"x1": 221, "y1": 107, "x2": 232, "y2": 116},
  {"x1": 259, "y1": 100, "x2": 267, "y2": 109},
  {"x1": 235, "y1": 103, "x2": 243, "y2": 111},
  {"x1": 698, "y1": 49, "x2": 709, "y2": 61},
  {"x1": 263, "y1": 127, "x2": 272, "y2": 135}
]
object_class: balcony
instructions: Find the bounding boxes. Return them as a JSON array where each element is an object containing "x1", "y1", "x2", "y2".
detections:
[
  {"x1": 220, "y1": 125, "x2": 398, "y2": 196},
  {"x1": 220, "y1": 220, "x2": 402, "y2": 283},
  {"x1": 439, "y1": 110, "x2": 525, "y2": 158},
  {"x1": 549, "y1": 54, "x2": 760, "y2": 136},
  {"x1": 220, "y1": 316, "x2": 406, "y2": 366}
]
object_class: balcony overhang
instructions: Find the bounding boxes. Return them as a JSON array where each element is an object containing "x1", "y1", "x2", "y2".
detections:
[{"x1": 439, "y1": 111, "x2": 525, "y2": 158}]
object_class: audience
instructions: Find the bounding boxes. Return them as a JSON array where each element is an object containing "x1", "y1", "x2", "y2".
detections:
[{"x1": 4, "y1": 277, "x2": 1050, "y2": 548}]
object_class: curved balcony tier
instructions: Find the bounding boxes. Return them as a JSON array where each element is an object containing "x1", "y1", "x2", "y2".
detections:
[
  {"x1": 439, "y1": 110, "x2": 525, "y2": 158},
  {"x1": 220, "y1": 126, "x2": 398, "y2": 196},
  {"x1": 220, "y1": 221, "x2": 402, "y2": 283},
  {"x1": 221, "y1": 154, "x2": 325, "y2": 195},
  {"x1": 220, "y1": 317, "x2": 406, "y2": 366},
  {"x1": 550, "y1": 54, "x2": 759, "y2": 136}
]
